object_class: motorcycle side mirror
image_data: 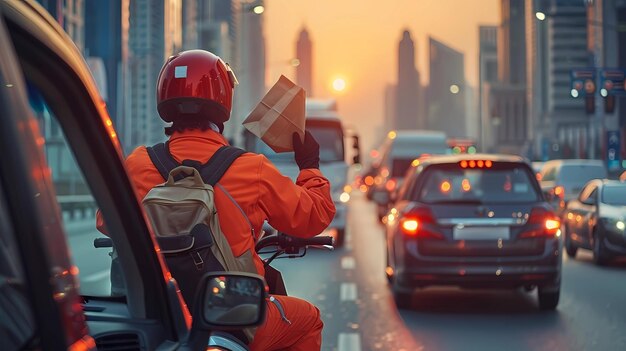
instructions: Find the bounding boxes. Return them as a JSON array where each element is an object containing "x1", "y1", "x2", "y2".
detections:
[
  {"x1": 185, "y1": 272, "x2": 267, "y2": 350},
  {"x1": 193, "y1": 272, "x2": 268, "y2": 330}
]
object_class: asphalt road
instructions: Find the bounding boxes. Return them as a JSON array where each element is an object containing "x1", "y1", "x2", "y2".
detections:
[{"x1": 67, "y1": 193, "x2": 626, "y2": 351}]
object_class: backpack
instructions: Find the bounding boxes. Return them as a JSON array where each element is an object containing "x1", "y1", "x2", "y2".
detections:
[{"x1": 141, "y1": 143, "x2": 258, "y2": 317}]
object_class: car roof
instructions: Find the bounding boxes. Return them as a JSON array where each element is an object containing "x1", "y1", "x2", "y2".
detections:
[
  {"x1": 600, "y1": 179, "x2": 625, "y2": 187},
  {"x1": 418, "y1": 153, "x2": 527, "y2": 166},
  {"x1": 544, "y1": 159, "x2": 605, "y2": 167},
  {"x1": 392, "y1": 130, "x2": 447, "y2": 141}
]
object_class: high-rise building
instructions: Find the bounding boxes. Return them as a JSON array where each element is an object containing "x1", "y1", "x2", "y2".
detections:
[
  {"x1": 196, "y1": 0, "x2": 233, "y2": 59},
  {"x1": 36, "y1": 0, "x2": 85, "y2": 52},
  {"x1": 296, "y1": 28, "x2": 313, "y2": 96},
  {"x1": 84, "y1": 0, "x2": 128, "y2": 130},
  {"x1": 126, "y1": 0, "x2": 182, "y2": 151},
  {"x1": 229, "y1": 0, "x2": 266, "y2": 146},
  {"x1": 526, "y1": 0, "x2": 588, "y2": 160},
  {"x1": 427, "y1": 37, "x2": 466, "y2": 137},
  {"x1": 384, "y1": 84, "x2": 397, "y2": 132},
  {"x1": 499, "y1": 0, "x2": 526, "y2": 85},
  {"x1": 478, "y1": 26, "x2": 498, "y2": 149},
  {"x1": 395, "y1": 30, "x2": 421, "y2": 130}
]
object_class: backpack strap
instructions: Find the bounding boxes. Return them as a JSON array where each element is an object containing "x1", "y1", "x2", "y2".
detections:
[
  {"x1": 146, "y1": 142, "x2": 180, "y2": 181},
  {"x1": 198, "y1": 146, "x2": 246, "y2": 186},
  {"x1": 146, "y1": 143, "x2": 245, "y2": 185}
]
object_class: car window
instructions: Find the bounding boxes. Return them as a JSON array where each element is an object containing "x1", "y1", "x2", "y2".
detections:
[
  {"x1": 602, "y1": 186, "x2": 626, "y2": 206},
  {"x1": 558, "y1": 165, "x2": 607, "y2": 183},
  {"x1": 27, "y1": 83, "x2": 122, "y2": 298},
  {"x1": 541, "y1": 165, "x2": 555, "y2": 181},
  {"x1": 416, "y1": 163, "x2": 540, "y2": 204}
]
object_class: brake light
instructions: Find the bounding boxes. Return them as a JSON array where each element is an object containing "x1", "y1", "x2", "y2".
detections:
[
  {"x1": 460, "y1": 160, "x2": 493, "y2": 168},
  {"x1": 400, "y1": 219, "x2": 419, "y2": 234},
  {"x1": 520, "y1": 208, "x2": 561, "y2": 238},
  {"x1": 398, "y1": 208, "x2": 443, "y2": 239}
]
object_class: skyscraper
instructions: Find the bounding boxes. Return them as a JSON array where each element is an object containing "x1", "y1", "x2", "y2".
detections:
[
  {"x1": 229, "y1": 0, "x2": 266, "y2": 146},
  {"x1": 526, "y1": 0, "x2": 588, "y2": 160},
  {"x1": 395, "y1": 30, "x2": 421, "y2": 130},
  {"x1": 427, "y1": 37, "x2": 466, "y2": 137},
  {"x1": 126, "y1": 0, "x2": 182, "y2": 151},
  {"x1": 478, "y1": 26, "x2": 498, "y2": 148},
  {"x1": 36, "y1": 0, "x2": 85, "y2": 52},
  {"x1": 84, "y1": 0, "x2": 127, "y2": 129},
  {"x1": 296, "y1": 27, "x2": 313, "y2": 97},
  {"x1": 481, "y1": 0, "x2": 528, "y2": 155}
]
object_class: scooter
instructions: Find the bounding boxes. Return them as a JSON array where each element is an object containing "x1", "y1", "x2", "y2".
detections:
[{"x1": 94, "y1": 231, "x2": 334, "y2": 350}]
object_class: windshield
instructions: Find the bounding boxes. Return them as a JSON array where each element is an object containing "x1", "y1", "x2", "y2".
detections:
[
  {"x1": 257, "y1": 122, "x2": 344, "y2": 163},
  {"x1": 417, "y1": 163, "x2": 540, "y2": 204},
  {"x1": 602, "y1": 186, "x2": 626, "y2": 206}
]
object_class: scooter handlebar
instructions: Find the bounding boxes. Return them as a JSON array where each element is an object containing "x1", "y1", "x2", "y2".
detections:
[{"x1": 256, "y1": 233, "x2": 334, "y2": 251}]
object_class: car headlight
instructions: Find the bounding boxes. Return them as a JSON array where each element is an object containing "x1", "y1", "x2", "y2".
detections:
[{"x1": 602, "y1": 218, "x2": 625, "y2": 232}]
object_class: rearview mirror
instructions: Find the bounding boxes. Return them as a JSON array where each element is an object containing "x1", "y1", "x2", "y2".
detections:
[{"x1": 194, "y1": 272, "x2": 267, "y2": 329}]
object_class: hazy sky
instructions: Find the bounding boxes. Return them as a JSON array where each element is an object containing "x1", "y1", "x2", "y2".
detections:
[{"x1": 264, "y1": 0, "x2": 499, "y2": 149}]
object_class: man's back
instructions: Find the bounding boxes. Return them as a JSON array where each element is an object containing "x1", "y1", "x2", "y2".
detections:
[{"x1": 119, "y1": 128, "x2": 335, "y2": 276}]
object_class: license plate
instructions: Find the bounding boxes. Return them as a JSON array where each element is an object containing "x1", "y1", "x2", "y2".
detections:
[{"x1": 453, "y1": 226, "x2": 510, "y2": 240}]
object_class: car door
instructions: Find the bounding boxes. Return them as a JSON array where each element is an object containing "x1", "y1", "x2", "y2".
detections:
[
  {"x1": 572, "y1": 183, "x2": 598, "y2": 248},
  {"x1": 580, "y1": 187, "x2": 599, "y2": 247},
  {"x1": 1, "y1": 1, "x2": 190, "y2": 349},
  {"x1": 0, "y1": 9, "x2": 91, "y2": 350}
]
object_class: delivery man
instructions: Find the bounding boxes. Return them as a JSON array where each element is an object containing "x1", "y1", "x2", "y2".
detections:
[{"x1": 101, "y1": 50, "x2": 335, "y2": 350}]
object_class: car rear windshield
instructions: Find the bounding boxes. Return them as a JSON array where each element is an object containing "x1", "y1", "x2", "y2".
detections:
[
  {"x1": 602, "y1": 186, "x2": 626, "y2": 206},
  {"x1": 416, "y1": 162, "x2": 540, "y2": 204},
  {"x1": 559, "y1": 165, "x2": 607, "y2": 183}
]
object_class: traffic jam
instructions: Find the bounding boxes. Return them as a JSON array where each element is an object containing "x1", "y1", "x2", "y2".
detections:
[{"x1": 2, "y1": 1, "x2": 626, "y2": 351}]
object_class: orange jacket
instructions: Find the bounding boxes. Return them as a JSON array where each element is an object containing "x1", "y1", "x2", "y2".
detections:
[{"x1": 98, "y1": 129, "x2": 335, "y2": 276}]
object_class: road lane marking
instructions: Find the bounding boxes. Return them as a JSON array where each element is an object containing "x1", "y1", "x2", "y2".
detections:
[
  {"x1": 338, "y1": 333, "x2": 361, "y2": 351},
  {"x1": 340, "y1": 283, "x2": 358, "y2": 301},
  {"x1": 341, "y1": 256, "x2": 356, "y2": 270},
  {"x1": 83, "y1": 269, "x2": 110, "y2": 283}
]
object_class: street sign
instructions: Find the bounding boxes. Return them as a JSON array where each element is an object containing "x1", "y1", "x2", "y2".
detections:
[
  {"x1": 570, "y1": 68, "x2": 596, "y2": 98},
  {"x1": 607, "y1": 131, "x2": 621, "y2": 171},
  {"x1": 599, "y1": 68, "x2": 626, "y2": 96}
]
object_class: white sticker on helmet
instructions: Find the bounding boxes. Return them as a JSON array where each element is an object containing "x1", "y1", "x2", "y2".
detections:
[{"x1": 174, "y1": 66, "x2": 188, "y2": 78}]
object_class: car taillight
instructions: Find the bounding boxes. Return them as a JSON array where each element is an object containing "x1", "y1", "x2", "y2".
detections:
[
  {"x1": 398, "y1": 208, "x2": 443, "y2": 239},
  {"x1": 386, "y1": 179, "x2": 397, "y2": 191},
  {"x1": 519, "y1": 208, "x2": 561, "y2": 238}
]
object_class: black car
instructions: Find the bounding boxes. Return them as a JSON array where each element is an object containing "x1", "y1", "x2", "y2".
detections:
[
  {"x1": 562, "y1": 179, "x2": 626, "y2": 265},
  {"x1": 384, "y1": 155, "x2": 562, "y2": 310}
]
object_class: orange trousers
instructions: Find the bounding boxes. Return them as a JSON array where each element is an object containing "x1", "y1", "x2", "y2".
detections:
[{"x1": 249, "y1": 295, "x2": 323, "y2": 351}]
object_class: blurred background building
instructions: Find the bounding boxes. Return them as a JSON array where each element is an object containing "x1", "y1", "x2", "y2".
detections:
[
  {"x1": 296, "y1": 27, "x2": 313, "y2": 97},
  {"x1": 427, "y1": 37, "x2": 466, "y2": 138},
  {"x1": 394, "y1": 30, "x2": 422, "y2": 130}
]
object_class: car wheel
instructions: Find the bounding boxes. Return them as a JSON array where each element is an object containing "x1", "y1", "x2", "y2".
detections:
[
  {"x1": 592, "y1": 229, "x2": 610, "y2": 266},
  {"x1": 537, "y1": 286, "x2": 560, "y2": 310},
  {"x1": 563, "y1": 224, "x2": 578, "y2": 258}
]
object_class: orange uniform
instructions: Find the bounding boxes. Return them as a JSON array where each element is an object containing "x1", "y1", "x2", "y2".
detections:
[{"x1": 99, "y1": 128, "x2": 335, "y2": 350}]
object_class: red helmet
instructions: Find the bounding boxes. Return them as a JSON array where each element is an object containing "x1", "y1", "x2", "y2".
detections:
[{"x1": 156, "y1": 50, "x2": 238, "y2": 124}]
